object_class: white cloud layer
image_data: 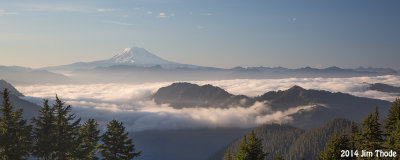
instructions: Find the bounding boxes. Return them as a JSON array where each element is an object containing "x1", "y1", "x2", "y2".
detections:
[{"x1": 16, "y1": 75, "x2": 400, "y2": 131}]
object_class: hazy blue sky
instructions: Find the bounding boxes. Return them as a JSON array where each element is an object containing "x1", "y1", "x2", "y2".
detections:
[{"x1": 1, "y1": 0, "x2": 399, "y2": 69}]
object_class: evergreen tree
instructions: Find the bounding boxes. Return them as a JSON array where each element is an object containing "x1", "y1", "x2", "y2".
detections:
[
  {"x1": 234, "y1": 135, "x2": 249, "y2": 160},
  {"x1": 73, "y1": 119, "x2": 100, "y2": 160},
  {"x1": 348, "y1": 122, "x2": 359, "y2": 150},
  {"x1": 234, "y1": 131, "x2": 267, "y2": 160},
  {"x1": 317, "y1": 131, "x2": 351, "y2": 160},
  {"x1": 223, "y1": 148, "x2": 233, "y2": 160},
  {"x1": 273, "y1": 152, "x2": 284, "y2": 160},
  {"x1": 383, "y1": 100, "x2": 400, "y2": 160},
  {"x1": 385, "y1": 98, "x2": 400, "y2": 134},
  {"x1": 0, "y1": 89, "x2": 32, "y2": 160},
  {"x1": 385, "y1": 117, "x2": 400, "y2": 155},
  {"x1": 358, "y1": 107, "x2": 383, "y2": 151},
  {"x1": 32, "y1": 99, "x2": 56, "y2": 160},
  {"x1": 99, "y1": 120, "x2": 141, "y2": 160},
  {"x1": 52, "y1": 95, "x2": 81, "y2": 159},
  {"x1": 247, "y1": 131, "x2": 267, "y2": 160}
]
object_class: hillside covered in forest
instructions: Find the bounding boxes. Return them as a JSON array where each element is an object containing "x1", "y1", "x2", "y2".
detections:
[{"x1": 154, "y1": 82, "x2": 391, "y2": 129}]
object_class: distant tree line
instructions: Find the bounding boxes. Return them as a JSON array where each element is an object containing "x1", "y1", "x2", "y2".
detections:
[
  {"x1": 0, "y1": 89, "x2": 141, "y2": 160},
  {"x1": 318, "y1": 99, "x2": 400, "y2": 160}
]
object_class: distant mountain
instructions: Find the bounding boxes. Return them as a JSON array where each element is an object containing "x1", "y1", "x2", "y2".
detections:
[
  {"x1": 38, "y1": 47, "x2": 398, "y2": 84},
  {"x1": 257, "y1": 85, "x2": 390, "y2": 110},
  {"x1": 214, "y1": 119, "x2": 352, "y2": 160},
  {"x1": 65, "y1": 64, "x2": 398, "y2": 84},
  {"x1": 38, "y1": 46, "x2": 399, "y2": 76},
  {"x1": 259, "y1": 85, "x2": 390, "y2": 128},
  {"x1": 0, "y1": 80, "x2": 40, "y2": 119},
  {"x1": 368, "y1": 83, "x2": 400, "y2": 94},
  {"x1": 110, "y1": 47, "x2": 177, "y2": 67},
  {"x1": 44, "y1": 47, "x2": 199, "y2": 71},
  {"x1": 0, "y1": 65, "x2": 70, "y2": 85},
  {"x1": 230, "y1": 66, "x2": 398, "y2": 76},
  {"x1": 153, "y1": 82, "x2": 254, "y2": 108},
  {"x1": 256, "y1": 85, "x2": 312, "y2": 110},
  {"x1": 153, "y1": 83, "x2": 391, "y2": 129},
  {"x1": 355, "y1": 67, "x2": 398, "y2": 75}
]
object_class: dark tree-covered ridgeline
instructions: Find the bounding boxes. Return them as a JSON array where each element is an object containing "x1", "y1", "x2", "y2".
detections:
[
  {"x1": 221, "y1": 99, "x2": 400, "y2": 160},
  {"x1": 0, "y1": 89, "x2": 140, "y2": 160},
  {"x1": 318, "y1": 99, "x2": 400, "y2": 160}
]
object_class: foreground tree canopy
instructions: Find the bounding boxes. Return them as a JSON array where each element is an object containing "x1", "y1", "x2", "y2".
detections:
[
  {"x1": 0, "y1": 89, "x2": 140, "y2": 160},
  {"x1": 222, "y1": 99, "x2": 400, "y2": 160},
  {"x1": 0, "y1": 89, "x2": 32, "y2": 159},
  {"x1": 318, "y1": 99, "x2": 400, "y2": 160}
]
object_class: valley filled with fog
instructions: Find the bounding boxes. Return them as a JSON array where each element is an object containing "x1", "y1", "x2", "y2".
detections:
[{"x1": 16, "y1": 75, "x2": 400, "y2": 132}]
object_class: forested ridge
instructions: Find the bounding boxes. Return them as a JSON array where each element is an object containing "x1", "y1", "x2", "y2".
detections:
[
  {"x1": 220, "y1": 99, "x2": 400, "y2": 160},
  {"x1": 318, "y1": 99, "x2": 400, "y2": 160},
  {"x1": 154, "y1": 82, "x2": 391, "y2": 130},
  {"x1": 0, "y1": 89, "x2": 140, "y2": 160},
  {"x1": 218, "y1": 119, "x2": 352, "y2": 160}
]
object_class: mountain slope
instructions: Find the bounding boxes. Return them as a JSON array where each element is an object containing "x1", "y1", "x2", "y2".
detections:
[
  {"x1": 256, "y1": 85, "x2": 312, "y2": 110},
  {"x1": 153, "y1": 82, "x2": 254, "y2": 108},
  {"x1": 0, "y1": 80, "x2": 23, "y2": 96},
  {"x1": 215, "y1": 119, "x2": 352, "y2": 160},
  {"x1": 153, "y1": 83, "x2": 391, "y2": 129},
  {"x1": 256, "y1": 85, "x2": 391, "y2": 128},
  {"x1": 0, "y1": 80, "x2": 40, "y2": 119},
  {"x1": 287, "y1": 119, "x2": 352, "y2": 159},
  {"x1": 0, "y1": 66, "x2": 70, "y2": 85},
  {"x1": 218, "y1": 124, "x2": 305, "y2": 160},
  {"x1": 368, "y1": 83, "x2": 400, "y2": 94}
]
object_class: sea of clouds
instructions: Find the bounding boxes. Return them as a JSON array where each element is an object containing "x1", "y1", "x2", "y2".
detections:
[{"x1": 16, "y1": 75, "x2": 400, "y2": 132}]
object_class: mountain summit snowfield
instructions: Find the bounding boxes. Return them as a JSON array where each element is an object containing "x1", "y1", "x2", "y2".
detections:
[
  {"x1": 110, "y1": 47, "x2": 175, "y2": 66},
  {"x1": 44, "y1": 47, "x2": 197, "y2": 71}
]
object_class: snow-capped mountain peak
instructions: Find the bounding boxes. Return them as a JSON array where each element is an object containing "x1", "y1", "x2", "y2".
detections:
[
  {"x1": 110, "y1": 47, "x2": 173, "y2": 65},
  {"x1": 112, "y1": 47, "x2": 136, "y2": 63},
  {"x1": 42, "y1": 46, "x2": 199, "y2": 70},
  {"x1": 123, "y1": 47, "x2": 132, "y2": 53}
]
